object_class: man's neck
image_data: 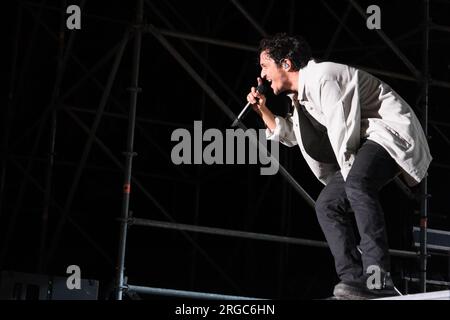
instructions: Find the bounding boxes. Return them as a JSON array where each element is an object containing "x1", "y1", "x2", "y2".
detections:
[{"x1": 288, "y1": 71, "x2": 300, "y2": 92}]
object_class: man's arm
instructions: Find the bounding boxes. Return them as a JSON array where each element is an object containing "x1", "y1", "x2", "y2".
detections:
[
  {"x1": 247, "y1": 79, "x2": 297, "y2": 147},
  {"x1": 258, "y1": 105, "x2": 277, "y2": 131},
  {"x1": 247, "y1": 79, "x2": 276, "y2": 131}
]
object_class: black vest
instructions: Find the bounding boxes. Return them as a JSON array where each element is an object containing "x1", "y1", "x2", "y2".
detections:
[{"x1": 295, "y1": 102, "x2": 338, "y2": 165}]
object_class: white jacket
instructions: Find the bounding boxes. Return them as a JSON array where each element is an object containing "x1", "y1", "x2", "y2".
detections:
[{"x1": 266, "y1": 59, "x2": 432, "y2": 186}]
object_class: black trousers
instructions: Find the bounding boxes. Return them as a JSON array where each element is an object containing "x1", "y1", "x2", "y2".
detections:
[{"x1": 315, "y1": 139, "x2": 401, "y2": 284}]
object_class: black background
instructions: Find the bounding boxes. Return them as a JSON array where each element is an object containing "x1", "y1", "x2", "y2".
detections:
[{"x1": 2, "y1": 0, "x2": 450, "y2": 300}]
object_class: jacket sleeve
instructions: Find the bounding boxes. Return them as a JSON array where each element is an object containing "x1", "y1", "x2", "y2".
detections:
[
  {"x1": 265, "y1": 115, "x2": 298, "y2": 147},
  {"x1": 320, "y1": 79, "x2": 361, "y2": 172}
]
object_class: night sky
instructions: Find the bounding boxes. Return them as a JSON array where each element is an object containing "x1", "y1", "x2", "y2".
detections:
[{"x1": 2, "y1": 0, "x2": 450, "y2": 300}]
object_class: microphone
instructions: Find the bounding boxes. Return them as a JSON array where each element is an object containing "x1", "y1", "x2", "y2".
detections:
[{"x1": 231, "y1": 81, "x2": 267, "y2": 128}]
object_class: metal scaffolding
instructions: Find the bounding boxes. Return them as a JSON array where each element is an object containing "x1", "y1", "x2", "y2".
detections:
[{"x1": 2, "y1": 0, "x2": 450, "y2": 299}]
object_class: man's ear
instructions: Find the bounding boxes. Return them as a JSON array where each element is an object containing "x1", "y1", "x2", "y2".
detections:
[{"x1": 282, "y1": 59, "x2": 292, "y2": 70}]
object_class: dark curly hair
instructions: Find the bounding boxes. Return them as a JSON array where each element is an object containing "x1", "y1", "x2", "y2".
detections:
[{"x1": 258, "y1": 33, "x2": 312, "y2": 70}]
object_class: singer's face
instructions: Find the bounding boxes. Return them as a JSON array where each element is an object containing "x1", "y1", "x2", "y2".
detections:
[{"x1": 259, "y1": 51, "x2": 288, "y2": 95}]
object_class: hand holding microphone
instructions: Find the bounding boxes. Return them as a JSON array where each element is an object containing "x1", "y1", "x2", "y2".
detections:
[
  {"x1": 231, "y1": 77, "x2": 267, "y2": 127},
  {"x1": 247, "y1": 77, "x2": 267, "y2": 117}
]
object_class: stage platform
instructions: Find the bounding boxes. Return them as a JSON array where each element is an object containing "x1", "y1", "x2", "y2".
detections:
[{"x1": 374, "y1": 290, "x2": 450, "y2": 300}]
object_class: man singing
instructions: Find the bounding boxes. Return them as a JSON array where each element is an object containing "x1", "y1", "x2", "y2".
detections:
[{"x1": 247, "y1": 33, "x2": 432, "y2": 299}]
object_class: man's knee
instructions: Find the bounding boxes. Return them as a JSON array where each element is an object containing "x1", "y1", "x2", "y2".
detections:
[{"x1": 315, "y1": 192, "x2": 345, "y2": 220}]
